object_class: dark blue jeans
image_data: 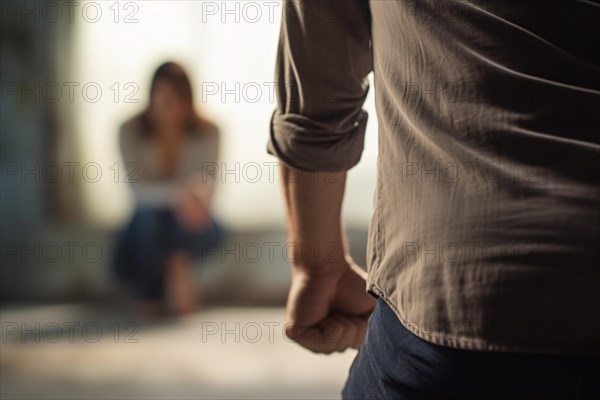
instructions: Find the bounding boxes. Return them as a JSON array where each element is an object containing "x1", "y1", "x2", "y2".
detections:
[
  {"x1": 343, "y1": 298, "x2": 600, "y2": 399},
  {"x1": 113, "y1": 208, "x2": 221, "y2": 301}
]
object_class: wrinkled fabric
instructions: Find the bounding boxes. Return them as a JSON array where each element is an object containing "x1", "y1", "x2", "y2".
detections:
[{"x1": 268, "y1": 0, "x2": 600, "y2": 356}]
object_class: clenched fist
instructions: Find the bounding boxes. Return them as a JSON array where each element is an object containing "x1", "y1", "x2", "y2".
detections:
[{"x1": 284, "y1": 260, "x2": 375, "y2": 353}]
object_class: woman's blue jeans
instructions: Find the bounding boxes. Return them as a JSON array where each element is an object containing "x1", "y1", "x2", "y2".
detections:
[{"x1": 113, "y1": 208, "x2": 221, "y2": 301}]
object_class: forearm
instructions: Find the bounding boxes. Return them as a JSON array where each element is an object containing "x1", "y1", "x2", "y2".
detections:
[
  {"x1": 186, "y1": 175, "x2": 215, "y2": 206},
  {"x1": 280, "y1": 164, "x2": 349, "y2": 272}
]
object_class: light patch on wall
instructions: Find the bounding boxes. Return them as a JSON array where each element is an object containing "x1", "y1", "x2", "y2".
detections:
[{"x1": 73, "y1": 0, "x2": 377, "y2": 230}]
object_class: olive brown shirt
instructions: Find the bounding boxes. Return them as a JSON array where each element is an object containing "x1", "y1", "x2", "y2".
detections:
[{"x1": 268, "y1": 0, "x2": 600, "y2": 356}]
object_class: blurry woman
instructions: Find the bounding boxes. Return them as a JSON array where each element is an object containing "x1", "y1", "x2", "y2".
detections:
[{"x1": 114, "y1": 62, "x2": 220, "y2": 317}]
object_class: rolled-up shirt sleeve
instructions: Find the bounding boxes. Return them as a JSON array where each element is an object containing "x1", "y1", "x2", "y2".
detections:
[{"x1": 267, "y1": 0, "x2": 372, "y2": 172}]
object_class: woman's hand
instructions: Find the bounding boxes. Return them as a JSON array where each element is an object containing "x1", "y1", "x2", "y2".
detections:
[{"x1": 174, "y1": 187, "x2": 210, "y2": 231}]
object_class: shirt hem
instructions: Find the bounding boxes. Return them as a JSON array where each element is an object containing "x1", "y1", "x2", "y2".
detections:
[{"x1": 367, "y1": 283, "x2": 599, "y2": 357}]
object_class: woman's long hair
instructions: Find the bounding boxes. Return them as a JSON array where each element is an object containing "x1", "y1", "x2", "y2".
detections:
[{"x1": 139, "y1": 61, "x2": 214, "y2": 138}]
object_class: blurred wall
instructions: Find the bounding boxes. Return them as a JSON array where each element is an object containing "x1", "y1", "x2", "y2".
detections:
[
  {"x1": 1, "y1": 1, "x2": 377, "y2": 303},
  {"x1": 1, "y1": 1, "x2": 82, "y2": 300}
]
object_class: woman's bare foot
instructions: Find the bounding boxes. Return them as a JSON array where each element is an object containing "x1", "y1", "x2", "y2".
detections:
[{"x1": 164, "y1": 252, "x2": 200, "y2": 315}]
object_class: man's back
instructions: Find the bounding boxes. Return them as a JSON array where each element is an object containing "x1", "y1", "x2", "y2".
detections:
[
  {"x1": 268, "y1": 0, "x2": 600, "y2": 398},
  {"x1": 366, "y1": 0, "x2": 600, "y2": 355}
]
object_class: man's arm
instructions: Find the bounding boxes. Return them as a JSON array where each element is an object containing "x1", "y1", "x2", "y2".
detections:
[
  {"x1": 268, "y1": 0, "x2": 374, "y2": 353},
  {"x1": 280, "y1": 166, "x2": 375, "y2": 353},
  {"x1": 280, "y1": 168, "x2": 346, "y2": 272}
]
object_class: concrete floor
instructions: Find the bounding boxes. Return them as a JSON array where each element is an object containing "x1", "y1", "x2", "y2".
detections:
[{"x1": 1, "y1": 304, "x2": 357, "y2": 399}]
